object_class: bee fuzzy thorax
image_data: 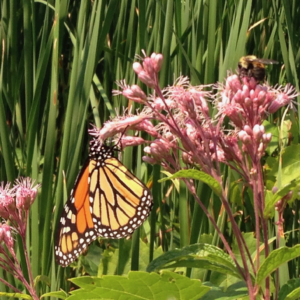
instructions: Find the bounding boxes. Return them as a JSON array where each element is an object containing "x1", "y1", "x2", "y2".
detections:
[{"x1": 238, "y1": 55, "x2": 278, "y2": 82}]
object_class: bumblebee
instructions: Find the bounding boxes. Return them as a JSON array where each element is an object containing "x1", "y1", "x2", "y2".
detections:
[{"x1": 238, "y1": 55, "x2": 278, "y2": 82}]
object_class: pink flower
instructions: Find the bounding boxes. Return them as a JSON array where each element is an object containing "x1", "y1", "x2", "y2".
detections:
[
  {"x1": 217, "y1": 75, "x2": 298, "y2": 128},
  {"x1": 151, "y1": 97, "x2": 177, "y2": 111},
  {"x1": 268, "y1": 85, "x2": 298, "y2": 113},
  {"x1": 132, "y1": 52, "x2": 163, "y2": 88},
  {"x1": 0, "y1": 183, "x2": 15, "y2": 219},
  {"x1": 119, "y1": 136, "x2": 146, "y2": 147},
  {"x1": 90, "y1": 115, "x2": 154, "y2": 141},
  {"x1": 114, "y1": 81, "x2": 147, "y2": 104},
  {"x1": 151, "y1": 53, "x2": 163, "y2": 72},
  {"x1": 14, "y1": 178, "x2": 40, "y2": 211},
  {"x1": 0, "y1": 223, "x2": 14, "y2": 249}
]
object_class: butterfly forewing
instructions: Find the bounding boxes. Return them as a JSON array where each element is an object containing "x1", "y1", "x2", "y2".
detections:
[{"x1": 54, "y1": 139, "x2": 153, "y2": 267}]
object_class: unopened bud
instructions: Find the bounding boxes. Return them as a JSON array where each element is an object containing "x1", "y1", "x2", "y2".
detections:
[
  {"x1": 137, "y1": 71, "x2": 155, "y2": 88},
  {"x1": 253, "y1": 124, "x2": 264, "y2": 141},
  {"x1": 133, "y1": 62, "x2": 143, "y2": 74},
  {"x1": 243, "y1": 125, "x2": 253, "y2": 136},
  {"x1": 182, "y1": 152, "x2": 192, "y2": 164},
  {"x1": 131, "y1": 85, "x2": 147, "y2": 100},
  {"x1": 257, "y1": 142, "x2": 264, "y2": 154},
  {"x1": 1, "y1": 224, "x2": 14, "y2": 249},
  {"x1": 143, "y1": 57, "x2": 155, "y2": 76},
  {"x1": 151, "y1": 53, "x2": 163, "y2": 72},
  {"x1": 142, "y1": 156, "x2": 157, "y2": 165},
  {"x1": 262, "y1": 133, "x2": 272, "y2": 143},
  {"x1": 244, "y1": 97, "x2": 252, "y2": 107}
]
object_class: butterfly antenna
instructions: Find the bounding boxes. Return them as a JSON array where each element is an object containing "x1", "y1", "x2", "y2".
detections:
[{"x1": 115, "y1": 125, "x2": 129, "y2": 150}]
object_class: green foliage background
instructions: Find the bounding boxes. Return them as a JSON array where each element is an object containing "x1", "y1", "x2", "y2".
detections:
[{"x1": 0, "y1": 0, "x2": 300, "y2": 299}]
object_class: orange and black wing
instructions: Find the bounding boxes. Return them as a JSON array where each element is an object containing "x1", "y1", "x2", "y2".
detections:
[
  {"x1": 54, "y1": 160, "x2": 98, "y2": 267},
  {"x1": 55, "y1": 139, "x2": 153, "y2": 267},
  {"x1": 88, "y1": 156, "x2": 152, "y2": 239}
]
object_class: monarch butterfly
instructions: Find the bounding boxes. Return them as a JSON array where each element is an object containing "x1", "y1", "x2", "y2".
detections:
[{"x1": 54, "y1": 138, "x2": 153, "y2": 267}]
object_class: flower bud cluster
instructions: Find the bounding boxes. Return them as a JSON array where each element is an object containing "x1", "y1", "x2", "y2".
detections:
[
  {"x1": 0, "y1": 178, "x2": 40, "y2": 234},
  {"x1": 143, "y1": 138, "x2": 177, "y2": 172},
  {"x1": 101, "y1": 52, "x2": 297, "y2": 180},
  {"x1": 238, "y1": 124, "x2": 272, "y2": 159},
  {"x1": 218, "y1": 75, "x2": 298, "y2": 129},
  {"x1": 0, "y1": 177, "x2": 40, "y2": 299},
  {"x1": 133, "y1": 52, "x2": 163, "y2": 88}
]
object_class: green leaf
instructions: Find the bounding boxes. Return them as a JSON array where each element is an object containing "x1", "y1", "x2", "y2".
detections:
[
  {"x1": 201, "y1": 281, "x2": 248, "y2": 300},
  {"x1": 285, "y1": 288, "x2": 300, "y2": 300},
  {"x1": 67, "y1": 271, "x2": 210, "y2": 300},
  {"x1": 81, "y1": 243, "x2": 103, "y2": 276},
  {"x1": 278, "y1": 278, "x2": 300, "y2": 300},
  {"x1": 160, "y1": 170, "x2": 180, "y2": 192},
  {"x1": 41, "y1": 290, "x2": 68, "y2": 299},
  {"x1": 97, "y1": 247, "x2": 119, "y2": 276},
  {"x1": 159, "y1": 169, "x2": 222, "y2": 197},
  {"x1": 146, "y1": 244, "x2": 243, "y2": 280},
  {"x1": 0, "y1": 293, "x2": 33, "y2": 300},
  {"x1": 97, "y1": 241, "x2": 163, "y2": 276},
  {"x1": 263, "y1": 120, "x2": 279, "y2": 156},
  {"x1": 34, "y1": 275, "x2": 51, "y2": 287},
  {"x1": 278, "y1": 144, "x2": 300, "y2": 187},
  {"x1": 256, "y1": 245, "x2": 300, "y2": 286}
]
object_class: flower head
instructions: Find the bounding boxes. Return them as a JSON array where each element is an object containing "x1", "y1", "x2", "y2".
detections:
[
  {"x1": 216, "y1": 75, "x2": 298, "y2": 129},
  {"x1": 0, "y1": 183, "x2": 15, "y2": 219},
  {"x1": 14, "y1": 178, "x2": 40, "y2": 211},
  {"x1": 0, "y1": 223, "x2": 14, "y2": 249},
  {"x1": 113, "y1": 81, "x2": 147, "y2": 104},
  {"x1": 132, "y1": 51, "x2": 163, "y2": 88}
]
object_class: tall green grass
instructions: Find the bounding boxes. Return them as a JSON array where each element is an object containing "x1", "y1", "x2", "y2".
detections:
[{"x1": 0, "y1": 0, "x2": 300, "y2": 298}]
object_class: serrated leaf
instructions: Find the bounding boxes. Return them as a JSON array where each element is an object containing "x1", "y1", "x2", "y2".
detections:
[
  {"x1": 158, "y1": 169, "x2": 222, "y2": 197},
  {"x1": 256, "y1": 245, "x2": 300, "y2": 286},
  {"x1": 0, "y1": 292, "x2": 32, "y2": 300},
  {"x1": 41, "y1": 290, "x2": 68, "y2": 299},
  {"x1": 146, "y1": 244, "x2": 242, "y2": 280},
  {"x1": 66, "y1": 271, "x2": 210, "y2": 300}
]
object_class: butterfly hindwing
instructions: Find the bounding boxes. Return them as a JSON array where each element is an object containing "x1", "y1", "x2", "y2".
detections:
[
  {"x1": 89, "y1": 156, "x2": 152, "y2": 239},
  {"x1": 55, "y1": 139, "x2": 153, "y2": 267}
]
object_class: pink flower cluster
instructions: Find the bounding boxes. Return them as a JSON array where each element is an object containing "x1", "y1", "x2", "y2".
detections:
[
  {"x1": 218, "y1": 75, "x2": 297, "y2": 128},
  {"x1": 88, "y1": 52, "x2": 297, "y2": 299},
  {"x1": 0, "y1": 177, "x2": 39, "y2": 298},
  {"x1": 90, "y1": 52, "x2": 297, "y2": 183},
  {"x1": 0, "y1": 178, "x2": 39, "y2": 250}
]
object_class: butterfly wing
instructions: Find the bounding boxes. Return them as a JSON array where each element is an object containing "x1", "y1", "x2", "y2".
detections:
[
  {"x1": 54, "y1": 160, "x2": 99, "y2": 267},
  {"x1": 55, "y1": 141, "x2": 153, "y2": 267},
  {"x1": 89, "y1": 157, "x2": 153, "y2": 239}
]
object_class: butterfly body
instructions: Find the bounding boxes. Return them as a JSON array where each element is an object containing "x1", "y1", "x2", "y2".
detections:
[{"x1": 55, "y1": 139, "x2": 153, "y2": 267}]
